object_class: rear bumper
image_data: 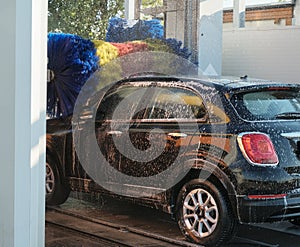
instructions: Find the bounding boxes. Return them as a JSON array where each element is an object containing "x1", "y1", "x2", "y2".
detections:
[{"x1": 237, "y1": 190, "x2": 300, "y2": 223}]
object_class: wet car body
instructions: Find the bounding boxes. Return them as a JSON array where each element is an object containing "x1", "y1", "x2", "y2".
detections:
[{"x1": 46, "y1": 76, "x2": 300, "y2": 246}]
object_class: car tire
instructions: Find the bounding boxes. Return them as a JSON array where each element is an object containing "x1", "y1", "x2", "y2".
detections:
[
  {"x1": 46, "y1": 153, "x2": 70, "y2": 206},
  {"x1": 176, "y1": 179, "x2": 237, "y2": 247}
]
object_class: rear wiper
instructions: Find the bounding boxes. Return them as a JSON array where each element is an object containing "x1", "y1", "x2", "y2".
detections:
[{"x1": 275, "y1": 112, "x2": 300, "y2": 119}]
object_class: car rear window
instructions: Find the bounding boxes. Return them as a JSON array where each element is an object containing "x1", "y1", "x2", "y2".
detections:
[{"x1": 231, "y1": 88, "x2": 300, "y2": 121}]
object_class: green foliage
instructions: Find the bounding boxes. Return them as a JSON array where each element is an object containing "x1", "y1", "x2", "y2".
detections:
[
  {"x1": 140, "y1": 0, "x2": 164, "y2": 20},
  {"x1": 141, "y1": 0, "x2": 163, "y2": 8},
  {"x1": 48, "y1": 0, "x2": 124, "y2": 40}
]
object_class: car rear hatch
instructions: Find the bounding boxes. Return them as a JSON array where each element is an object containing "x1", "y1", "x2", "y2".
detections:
[{"x1": 229, "y1": 85, "x2": 300, "y2": 188}]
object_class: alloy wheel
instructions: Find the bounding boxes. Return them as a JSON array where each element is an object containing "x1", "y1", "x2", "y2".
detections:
[
  {"x1": 46, "y1": 162, "x2": 55, "y2": 194},
  {"x1": 183, "y1": 188, "x2": 219, "y2": 238}
]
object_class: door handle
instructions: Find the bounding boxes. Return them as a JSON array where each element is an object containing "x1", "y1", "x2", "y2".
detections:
[
  {"x1": 167, "y1": 132, "x2": 187, "y2": 139},
  {"x1": 107, "y1": 130, "x2": 123, "y2": 136}
]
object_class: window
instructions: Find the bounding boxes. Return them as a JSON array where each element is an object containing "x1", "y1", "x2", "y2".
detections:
[
  {"x1": 146, "y1": 87, "x2": 206, "y2": 120},
  {"x1": 96, "y1": 86, "x2": 144, "y2": 122},
  {"x1": 96, "y1": 85, "x2": 207, "y2": 122},
  {"x1": 231, "y1": 89, "x2": 300, "y2": 121}
]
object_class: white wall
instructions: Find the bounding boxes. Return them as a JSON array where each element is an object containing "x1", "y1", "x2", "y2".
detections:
[
  {"x1": 198, "y1": 0, "x2": 224, "y2": 76},
  {"x1": 223, "y1": 26, "x2": 300, "y2": 83}
]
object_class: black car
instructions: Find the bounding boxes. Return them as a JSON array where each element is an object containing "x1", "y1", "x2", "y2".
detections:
[{"x1": 46, "y1": 76, "x2": 300, "y2": 246}]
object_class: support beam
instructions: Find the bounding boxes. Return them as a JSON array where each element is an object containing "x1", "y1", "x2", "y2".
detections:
[
  {"x1": 233, "y1": 0, "x2": 246, "y2": 28},
  {"x1": 125, "y1": 0, "x2": 135, "y2": 19},
  {"x1": 184, "y1": 0, "x2": 200, "y2": 64},
  {"x1": 0, "y1": 0, "x2": 47, "y2": 246},
  {"x1": 124, "y1": 0, "x2": 140, "y2": 20},
  {"x1": 198, "y1": 0, "x2": 224, "y2": 76},
  {"x1": 164, "y1": 0, "x2": 185, "y2": 42},
  {"x1": 294, "y1": 0, "x2": 300, "y2": 25}
]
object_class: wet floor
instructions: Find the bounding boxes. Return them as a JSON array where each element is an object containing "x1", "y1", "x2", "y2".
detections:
[{"x1": 46, "y1": 192, "x2": 300, "y2": 247}]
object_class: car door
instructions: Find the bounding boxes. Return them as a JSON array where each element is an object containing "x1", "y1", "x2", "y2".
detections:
[
  {"x1": 94, "y1": 81, "x2": 208, "y2": 197},
  {"x1": 118, "y1": 84, "x2": 208, "y2": 197},
  {"x1": 95, "y1": 84, "x2": 144, "y2": 168}
]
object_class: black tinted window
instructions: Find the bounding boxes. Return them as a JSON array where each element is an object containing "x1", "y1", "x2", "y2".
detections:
[{"x1": 96, "y1": 86, "x2": 145, "y2": 121}]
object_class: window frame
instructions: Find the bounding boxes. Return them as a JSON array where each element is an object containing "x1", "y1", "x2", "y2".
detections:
[{"x1": 95, "y1": 82, "x2": 209, "y2": 125}]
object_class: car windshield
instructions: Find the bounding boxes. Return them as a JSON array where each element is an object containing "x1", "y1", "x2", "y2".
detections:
[{"x1": 231, "y1": 89, "x2": 300, "y2": 121}]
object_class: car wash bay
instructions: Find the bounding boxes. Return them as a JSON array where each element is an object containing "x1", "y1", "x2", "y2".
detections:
[{"x1": 1, "y1": 0, "x2": 300, "y2": 246}]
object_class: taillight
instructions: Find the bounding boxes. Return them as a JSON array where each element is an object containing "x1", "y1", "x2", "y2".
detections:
[{"x1": 237, "y1": 132, "x2": 279, "y2": 166}]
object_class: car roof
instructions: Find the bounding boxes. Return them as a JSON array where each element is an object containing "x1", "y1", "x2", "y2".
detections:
[{"x1": 121, "y1": 75, "x2": 300, "y2": 94}]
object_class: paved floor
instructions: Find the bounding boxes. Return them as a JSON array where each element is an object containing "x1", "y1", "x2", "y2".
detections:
[
  {"x1": 46, "y1": 224, "x2": 106, "y2": 247},
  {"x1": 45, "y1": 194, "x2": 300, "y2": 247}
]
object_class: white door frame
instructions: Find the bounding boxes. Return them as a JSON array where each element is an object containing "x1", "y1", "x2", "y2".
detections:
[{"x1": 0, "y1": 0, "x2": 47, "y2": 246}]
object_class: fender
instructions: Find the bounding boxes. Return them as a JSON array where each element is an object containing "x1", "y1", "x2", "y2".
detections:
[
  {"x1": 191, "y1": 159, "x2": 237, "y2": 197},
  {"x1": 172, "y1": 158, "x2": 238, "y2": 219}
]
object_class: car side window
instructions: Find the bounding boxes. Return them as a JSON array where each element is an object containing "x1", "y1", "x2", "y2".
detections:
[
  {"x1": 96, "y1": 86, "x2": 145, "y2": 122},
  {"x1": 146, "y1": 87, "x2": 207, "y2": 120}
]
